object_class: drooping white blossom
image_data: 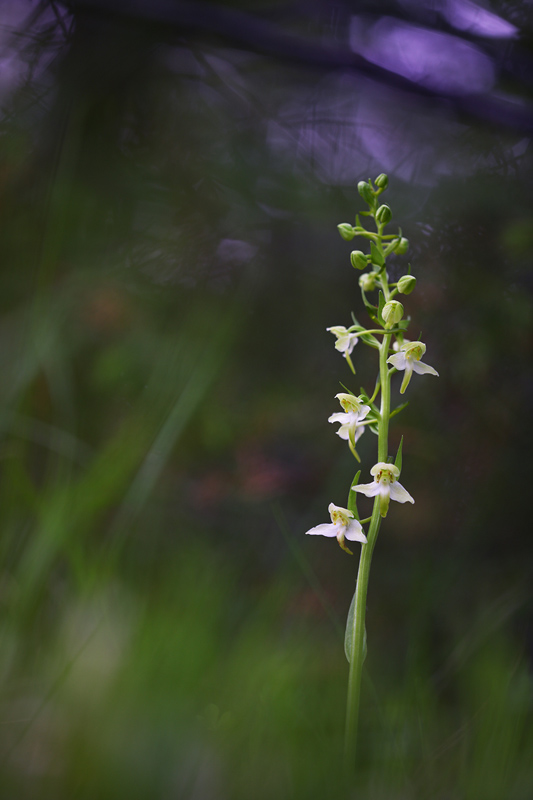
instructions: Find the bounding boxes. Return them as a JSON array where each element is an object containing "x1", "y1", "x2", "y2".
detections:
[
  {"x1": 387, "y1": 341, "x2": 438, "y2": 394},
  {"x1": 305, "y1": 502, "x2": 367, "y2": 554},
  {"x1": 353, "y1": 462, "x2": 414, "y2": 518},
  {"x1": 326, "y1": 326, "x2": 359, "y2": 357},
  {"x1": 328, "y1": 393, "x2": 370, "y2": 448}
]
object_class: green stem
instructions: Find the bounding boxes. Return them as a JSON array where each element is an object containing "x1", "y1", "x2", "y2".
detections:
[{"x1": 344, "y1": 327, "x2": 392, "y2": 770}]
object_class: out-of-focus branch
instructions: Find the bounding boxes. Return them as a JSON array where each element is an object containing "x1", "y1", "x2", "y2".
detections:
[{"x1": 62, "y1": 0, "x2": 533, "y2": 134}]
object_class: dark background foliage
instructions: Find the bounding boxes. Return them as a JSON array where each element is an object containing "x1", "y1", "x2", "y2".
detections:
[{"x1": 0, "y1": 1, "x2": 532, "y2": 797}]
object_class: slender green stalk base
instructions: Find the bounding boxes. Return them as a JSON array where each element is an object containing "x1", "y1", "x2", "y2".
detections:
[
  {"x1": 344, "y1": 328, "x2": 392, "y2": 770},
  {"x1": 344, "y1": 499, "x2": 381, "y2": 766}
]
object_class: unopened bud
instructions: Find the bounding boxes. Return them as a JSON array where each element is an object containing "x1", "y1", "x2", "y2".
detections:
[
  {"x1": 375, "y1": 173, "x2": 388, "y2": 189},
  {"x1": 397, "y1": 274, "x2": 416, "y2": 295},
  {"x1": 350, "y1": 250, "x2": 367, "y2": 270},
  {"x1": 337, "y1": 223, "x2": 355, "y2": 241},
  {"x1": 359, "y1": 273, "x2": 376, "y2": 292},
  {"x1": 376, "y1": 204, "x2": 392, "y2": 225},
  {"x1": 382, "y1": 300, "x2": 404, "y2": 328},
  {"x1": 395, "y1": 237, "x2": 409, "y2": 254},
  {"x1": 357, "y1": 181, "x2": 374, "y2": 206}
]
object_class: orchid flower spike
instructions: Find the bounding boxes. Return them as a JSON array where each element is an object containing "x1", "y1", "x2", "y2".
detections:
[
  {"x1": 387, "y1": 341, "x2": 438, "y2": 394},
  {"x1": 326, "y1": 326, "x2": 359, "y2": 357},
  {"x1": 353, "y1": 462, "x2": 414, "y2": 518},
  {"x1": 305, "y1": 502, "x2": 367, "y2": 554},
  {"x1": 328, "y1": 393, "x2": 370, "y2": 450}
]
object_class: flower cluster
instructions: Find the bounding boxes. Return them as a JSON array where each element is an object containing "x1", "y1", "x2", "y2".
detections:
[{"x1": 305, "y1": 174, "x2": 438, "y2": 553}]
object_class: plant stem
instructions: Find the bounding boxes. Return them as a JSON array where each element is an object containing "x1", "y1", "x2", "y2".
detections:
[{"x1": 344, "y1": 329, "x2": 392, "y2": 769}]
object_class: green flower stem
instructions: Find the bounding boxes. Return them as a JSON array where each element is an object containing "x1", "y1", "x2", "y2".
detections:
[
  {"x1": 344, "y1": 498, "x2": 381, "y2": 766},
  {"x1": 358, "y1": 327, "x2": 404, "y2": 336},
  {"x1": 344, "y1": 326, "x2": 392, "y2": 769}
]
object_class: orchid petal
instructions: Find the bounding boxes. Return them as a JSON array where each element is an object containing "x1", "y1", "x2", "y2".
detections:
[
  {"x1": 353, "y1": 481, "x2": 380, "y2": 497},
  {"x1": 305, "y1": 522, "x2": 338, "y2": 537},
  {"x1": 387, "y1": 352, "x2": 407, "y2": 370},
  {"x1": 412, "y1": 360, "x2": 439, "y2": 377},
  {"x1": 328, "y1": 412, "x2": 349, "y2": 424},
  {"x1": 389, "y1": 481, "x2": 415, "y2": 504},
  {"x1": 344, "y1": 520, "x2": 367, "y2": 543}
]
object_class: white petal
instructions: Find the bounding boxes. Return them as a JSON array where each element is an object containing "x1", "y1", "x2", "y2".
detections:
[
  {"x1": 327, "y1": 326, "x2": 348, "y2": 335},
  {"x1": 328, "y1": 412, "x2": 349, "y2": 424},
  {"x1": 335, "y1": 336, "x2": 351, "y2": 353},
  {"x1": 351, "y1": 425, "x2": 365, "y2": 444},
  {"x1": 387, "y1": 352, "x2": 407, "y2": 371},
  {"x1": 353, "y1": 481, "x2": 380, "y2": 497},
  {"x1": 358, "y1": 404, "x2": 371, "y2": 421},
  {"x1": 335, "y1": 424, "x2": 350, "y2": 441},
  {"x1": 344, "y1": 334, "x2": 359, "y2": 356},
  {"x1": 412, "y1": 360, "x2": 439, "y2": 377},
  {"x1": 344, "y1": 520, "x2": 367, "y2": 543},
  {"x1": 389, "y1": 481, "x2": 415, "y2": 504},
  {"x1": 305, "y1": 522, "x2": 338, "y2": 537}
]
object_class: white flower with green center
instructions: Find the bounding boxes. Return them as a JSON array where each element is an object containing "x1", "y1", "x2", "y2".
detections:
[
  {"x1": 353, "y1": 462, "x2": 414, "y2": 518},
  {"x1": 328, "y1": 393, "x2": 370, "y2": 449},
  {"x1": 387, "y1": 340, "x2": 438, "y2": 394},
  {"x1": 305, "y1": 502, "x2": 367, "y2": 554},
  {"x1": 326, "y1": 326, "x2": 359, "y2": 357}
]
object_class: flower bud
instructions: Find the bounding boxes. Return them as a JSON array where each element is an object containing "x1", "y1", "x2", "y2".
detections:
[
  {"x1": 359, "y1": 272, "x2": 376, "y2": 292},
  {"x1": 395, "y1": 237, "x2": 409, "y2": 254},
  {"x1": 375, "y1": 204, "x2": 392, "y2": 225},
  {"x1": 337, "y1": 223, "x2": 355, "y2": 241},
  {"x1": 357, "y1": 181, "x2": 374, "y2": 206},
  {"x1": 375, "y1": 173, "x2": 388, "y2": 189},
  {"x1": 382, "y1": 300, "x2": 404, "y2": 328},
  {"x1": 350, "y1": 250, "x2": 367, "y2": 270},
  {"x1": 397, "y1": 274, "x2": 416, "y2": 294}
]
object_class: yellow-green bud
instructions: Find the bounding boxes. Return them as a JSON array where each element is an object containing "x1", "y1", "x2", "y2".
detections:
[
  {"x1": 395, "y1": 237, "x2": 409, "y2": 254},
  {"x1": 397, "y1": 274, "x2": 416, "y2": 294},
  {"x1": 375, "y1": 173, "x2": 388, "y2": 189},
  {"x1": 376, "y1": 204, "x2": 392, "y2": 225},
  {"x1": 337, "y1": 223, "x2": 355, "y2": 241},
  {"x1": 359, "y1": 272, "x2": 376, "y2": 292},
  {"x1": 357, "y1": 181, "x2": 374, "y2": 205},
  {"x1": 382, "y1": 300, "x2": 404, "y2": 328},
  {"x1": 350, "y1": 250, "x2": 367, "y2": 270}
]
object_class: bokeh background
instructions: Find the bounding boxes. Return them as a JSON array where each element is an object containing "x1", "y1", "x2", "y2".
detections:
[{"x1": 0, "y1": 1, "x2": 532, "y2": 797}]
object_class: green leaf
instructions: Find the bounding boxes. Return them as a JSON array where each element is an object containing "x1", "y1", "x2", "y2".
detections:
[
  {"x1": 370, "y1": 242, "x2": 384, "y2": 267},
  {"x1": 377, "y1": 291, "x2": 386, "y2": 325},
  {"x1": 359, "y1": 333, "x2": 380, "y2": 349},
  {"x1": 338, "y1": 382, "x2": 356, "y2": 396},
  {"x1": 347, "y1": 470, "x2": 361, "y2": 519},
  {"x1": 345, "y1": 593, "x2": 367, "y2": 664},
  {"x1": 394, "y1": 435, "x2": 404, "y2": 474},
  {"x1": 390, "y1": 401, "x2": 409, "y2": 419}
]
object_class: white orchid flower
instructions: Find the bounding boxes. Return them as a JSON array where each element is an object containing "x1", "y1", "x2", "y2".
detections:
[
  {"x1": 305, "y1": 502, "x2": 367, "y2": 554},
  {"x1": 353, "y1": 462, "x2": 414, "y2": 518},
  {"x1": 328, "y1": 393, "x2": 371, "y2": 450},
  {"x1": 326, "y1": 326, "x2": 359, "y2": 356},
  {"x1": 387, "y1": 340, "x2": 438, "y2": 394}
]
